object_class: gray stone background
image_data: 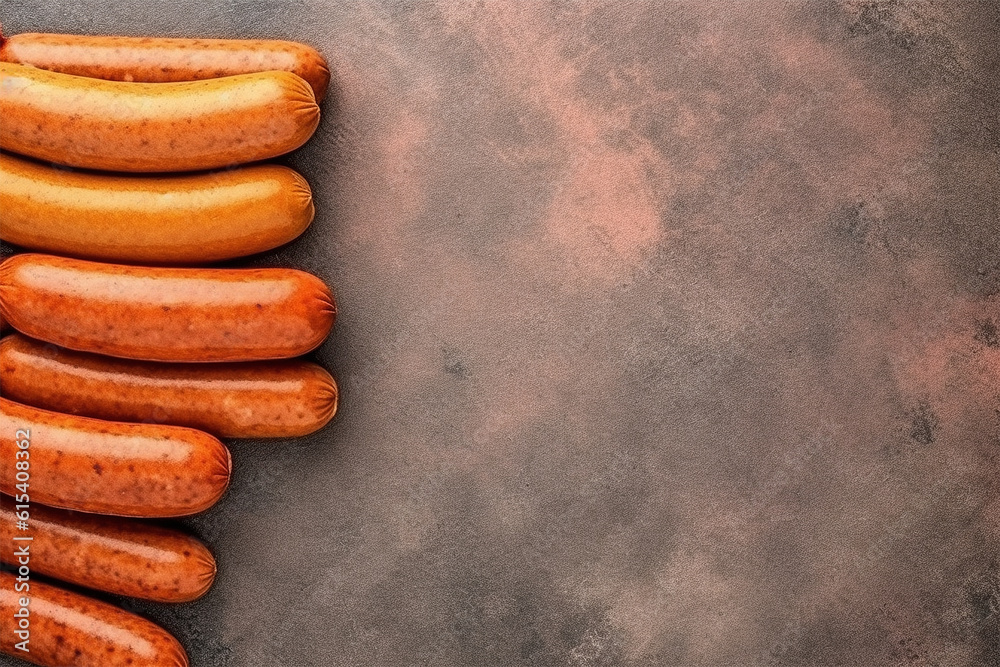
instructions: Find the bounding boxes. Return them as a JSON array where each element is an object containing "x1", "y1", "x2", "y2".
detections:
[{"x1": 2, "y1": 1, "x2": 1000, "y2": 665}]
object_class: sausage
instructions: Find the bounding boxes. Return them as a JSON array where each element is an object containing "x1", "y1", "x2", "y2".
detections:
[
  {"x1": 0, "y1": 62, "x2": 319, "y2": 172},
  {"x1": 0, "y1": 152, "x2": 314, "y2": 264},
  {"x1": 0, "y1": 571, "x2": 188, "y2": 667},
  {"x1": 0, "y1": 254, "x2": 336, "y2": 362},
  {"x1": 0, "y1": 397, "x2": 231, "y2": 517},
  {"x1": 0, "y1": 500, "x2": 216, "y2": 603},
  {"x1": 0, "y1": 334, "x2": 339, "y2": 438},
  {"x1": 0, "y1": 31, "x2": 330, "y2": 100}
]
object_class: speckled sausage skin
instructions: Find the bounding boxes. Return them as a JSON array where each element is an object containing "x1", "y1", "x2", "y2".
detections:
[
  {"x1": 0, "y1": 152, "x2": 315, "y2": 264},
  {"x1": 0, "y1": 398, "x2": 231, "y2": 517},
  {"x1": 0, "y1": 254, "x2": 336, "y2": 362},
  {"x1": 0, "y1": 62, "x2": 319, "y2": 172},
  {"x1": 0, "y1": 572, "x2": 188, "y2": 667},
  {"x1": 0, "y1": 500, "x2": 216, "y2": 603},
  {"x1": 0, "y1": 334, "x2": 339, "y2": 438},
  {"x1": 0, "y1": 32, "x2": 330, "y2": 100}
]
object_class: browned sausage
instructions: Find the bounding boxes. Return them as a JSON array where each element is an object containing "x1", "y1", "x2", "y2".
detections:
[
  {"x1": 0, "y1": 500, "x2": 216, "y2": 603},
  {"x1": 0, "y1": 152, "x2": 315, "y2": 264},
  {"x1": 0, "y1": 334, "x2": 338, "y2": 438},
  {"x1": 0, "y1": 31, "x2": 330, "y2": 100},
  {"x1": 0, "y1": 398, "x2": 231, "y2": 517},
  {"x1": 0, "y1": 62, "x2": 319, "y2": 172},
  {"x1": 0, "y1": 254, "x2": 336, "y2": 362},
  {"x1": 0, "y1": 571, "x2": 188, "y2": 666}
]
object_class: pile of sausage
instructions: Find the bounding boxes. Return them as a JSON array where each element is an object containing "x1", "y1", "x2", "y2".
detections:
[{"x1": 0, "y1": 30, "x2": 334, "y2": 667}]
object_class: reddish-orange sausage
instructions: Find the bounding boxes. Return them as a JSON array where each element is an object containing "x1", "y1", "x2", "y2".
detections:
[
  {"x1": 0, "y1": 62, "x2": 319, "y2": 172},
  {"x1": 0, "y1": 500, "x2": 216, "y2": 603},
  {"x1": 0, "y1": 152, "x2": 315, "y2": 264},
  {"x1": 0, "y1": 254, "x2": 336, "y2": 362},
  {"x1": 0, "y1": 334, "x2": 338, "y2": 438},
  {"x1": 0, "y1": 398, "x2": 231, "y2": 517},
  {"x1": 0, "y1": 31, "x2": 330, "y2": 100},
  {"x1": 0, "y1": 572, "x2": 188, "y2": 666}
]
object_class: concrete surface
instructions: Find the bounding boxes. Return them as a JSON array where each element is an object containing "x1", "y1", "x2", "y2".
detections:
[{"x1": 2, "y1": 1, "x2": 1000, "y2": 665}]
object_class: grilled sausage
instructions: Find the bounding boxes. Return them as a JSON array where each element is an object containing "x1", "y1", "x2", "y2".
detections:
[
  {"x1": 0, "y1": 571, "x2": 188, "y2": 666},
  {"x1": 0, "y1": 397, "x2": 231, "y2": 517},
  {"x1": 0, "y1": 62, "x2": 319, "y2": 172},
  {"x1": 0, "y1": 254, "x2": 336, "y2": 362},
  {"x1": 0, "y1": 31, "x2": 330, "y2": 99},
  {"x1": 0, "y1": 334, "x2": 338, "y2": 437},
  {"x1": 0, "y1": 500, "x2": 216, "y2": 602},
  {"x1": 0, "y1": 152, "x2": 314, "y2": 264}
]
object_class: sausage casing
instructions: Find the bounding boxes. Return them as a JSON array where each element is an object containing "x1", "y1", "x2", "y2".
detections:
[
  {"x1": 0, "y1": 152, "x2": 314, "y2": 264},
  {"x1": 0, "y1": 62, "x2": 319, "y2": 172},
  {"x1": 0, "y1": 398, "x2": 231, "y2": 517},
  {"x1": 0, "y1": 32, "x2": 330, "y2": 99},
  {"x1": 0, "y1": 572, "x2": 188, "y2": 667},
  {"x1": 0, "y1": 254, "x2": 336, "y2": 362},
  {"x1": 0, "y1": 334, "x2": 338, "y2": 438},
  {"x1": 0, "y1": 500, "x2": 216, "y2": 603}
]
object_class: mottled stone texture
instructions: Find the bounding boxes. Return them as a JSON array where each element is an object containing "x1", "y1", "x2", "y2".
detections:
[{"x1": 2, "y1": 1, "x2": 1000, "y2": 665}]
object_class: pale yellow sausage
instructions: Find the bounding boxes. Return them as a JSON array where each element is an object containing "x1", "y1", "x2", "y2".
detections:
[
  {"x1": 0, "y1": 62, "x2": 320, "y2": 172},
  {"x1": 0, "y1": 32, "x2": 330, "y2": 99},
  {"x1": 0, "y1": 152, "x2": 314, "y2": 264}
]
